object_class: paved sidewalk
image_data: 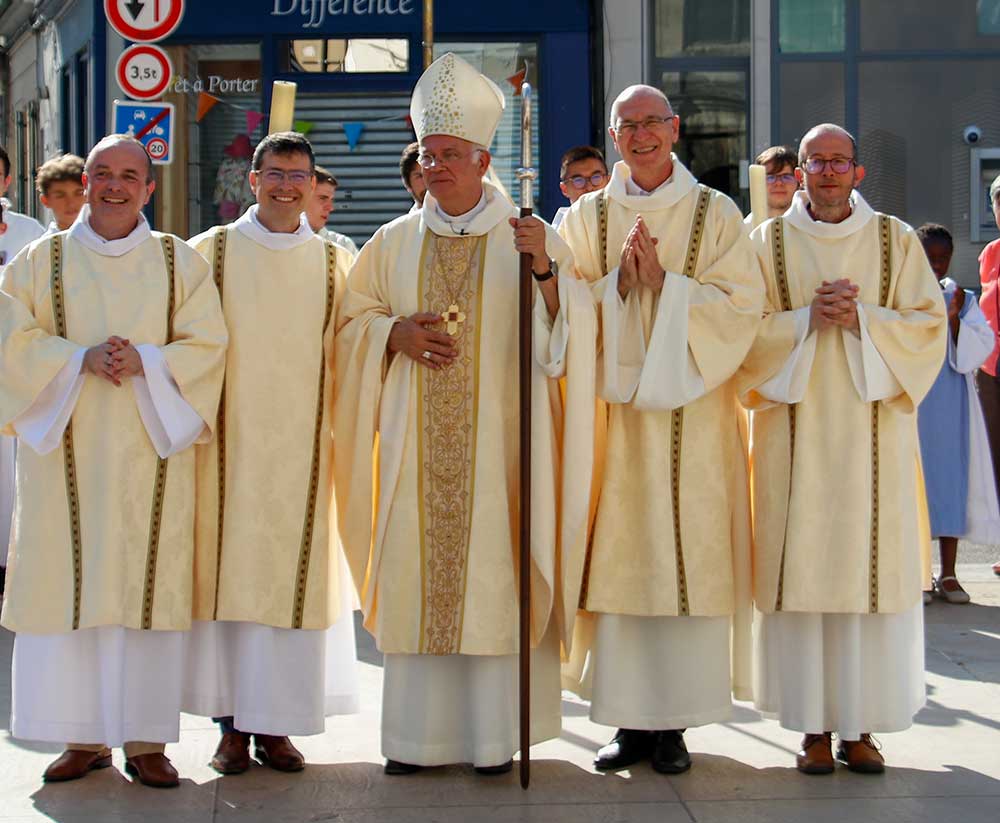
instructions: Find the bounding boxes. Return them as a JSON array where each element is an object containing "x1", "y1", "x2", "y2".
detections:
[{"x1": 1, "y1": 564, "x2": 997, "y2": 823}]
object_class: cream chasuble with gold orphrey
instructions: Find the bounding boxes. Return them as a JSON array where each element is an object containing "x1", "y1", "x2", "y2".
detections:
[
  {"x1": 189, "y1": 212, "x2": 351, "y2": 631},
  {"x1": 557, "y1": 158, "x2": 763, "y2": 621},
  {"x1": 739, "y1": 191, "x2": 947, "y2": 616},
  {"x1": 0, "y1": 226, "x2": 227, "y2": 635},
  {"x1": 333, "y1": 182, "x2": 597, "y2": 658}
]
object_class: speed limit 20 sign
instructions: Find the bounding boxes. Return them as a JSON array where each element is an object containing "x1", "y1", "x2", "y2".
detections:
[
  {"x1": 116, "y1": 44, "x2": 173, "y2": 100},
  {"x1": 105, "y1": 0, "x2": 185, "y2": 43}
]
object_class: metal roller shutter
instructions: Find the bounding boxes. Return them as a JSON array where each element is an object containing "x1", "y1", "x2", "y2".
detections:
[{"x1": 297, "y1": 93, "x2": 414, "y2": 249}]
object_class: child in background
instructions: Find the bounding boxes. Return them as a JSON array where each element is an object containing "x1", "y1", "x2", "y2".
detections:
[
  {"x1": 916, "y1": 223, "x2": 1000, "y2": 604},
  {"x1": 36, "y1": 154, "x2": 85, "y2": 234}
]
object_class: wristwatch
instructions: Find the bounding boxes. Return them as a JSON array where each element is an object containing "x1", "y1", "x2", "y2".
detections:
[{"x1": 532, "y1": 259, "x2": 557, "y2": 283}]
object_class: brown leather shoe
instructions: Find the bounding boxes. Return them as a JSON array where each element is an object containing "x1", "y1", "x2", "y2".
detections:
[
  {"x1": 43, "y1": 748, "x2": 113, "y2": 782},
  {"x1": 836, "y1": 733, "x2": 885, "y2": 774},
  {"x1": 124, "y1": 753, "x2": 180, "y2": 788},
  {"x1": 211, "y1": 732, "x2": 252, "y2": 775},
  {"x1": 796, "y1": 733, "x2": 834, "y2": 775},
  {"x1": 253, "y1": 735, "x2": 305, "y2": 772}
]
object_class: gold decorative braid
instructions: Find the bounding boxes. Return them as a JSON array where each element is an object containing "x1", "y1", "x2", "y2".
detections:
[
  {"x1": 290, "y1": 240, "x2": 338, "y2": 628},
  {"x1": 670, "y1": 184, "x2": 712, "y2": 616},
  {"x1": 869, "y1": 215, "x2": 892, "y2": 613},
  {"x1": 416, "y1": 234, "x2": 485, "y2": 653},
  {"x1": 211, "y1": 226, "x2": 228, "y2": 620},
  {"x1": 140, "y1": 236, "x2": 176, "y2": 629},
  {"x1": 49, "y1": 235, "x2": 84, "y2": 631},
  {"x1": 596, "y1": 189, "x2": 609, "y2": 276},
  {"x1": 770, "y1": 217, "x2": 795, "y2": 612}
]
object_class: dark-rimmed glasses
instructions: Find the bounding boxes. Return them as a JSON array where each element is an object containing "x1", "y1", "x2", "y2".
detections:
[
  {"x1": 803, "y1": 157, "x2": 855, "y2": 175},
  {"x1": 562, "y1": 172, "x2": 608, "y2": 189}
]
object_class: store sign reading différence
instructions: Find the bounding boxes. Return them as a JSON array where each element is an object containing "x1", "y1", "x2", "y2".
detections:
[{"x1": 272, "y1": 0, "x2": 416, "y2": 29}]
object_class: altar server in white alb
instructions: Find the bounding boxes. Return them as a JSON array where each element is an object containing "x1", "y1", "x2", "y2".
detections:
[
  {"x1": 555, "y1": 84, "x2": 762, "y2": 776},
  {"x1": 0, "y1": 135, "x2": 227, "y2": 787},
  {"x1": 185, "y1": 132, "x2": 359, "y2": 776},
  {"x1": 738, "y1": 124, "x2": 947, "y2": 775},
  {"x1": 334, "y1": 53, "x2": 596, "y2": 776}
]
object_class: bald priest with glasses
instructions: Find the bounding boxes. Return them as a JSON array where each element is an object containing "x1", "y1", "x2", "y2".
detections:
[{"x1": 738, "y1": 123, "x2": 946, "y2": 775}]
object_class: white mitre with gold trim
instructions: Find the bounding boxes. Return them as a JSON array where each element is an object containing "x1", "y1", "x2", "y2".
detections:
[{"x1": 410, "y1": 52, "x2": 506, "y2": 147}]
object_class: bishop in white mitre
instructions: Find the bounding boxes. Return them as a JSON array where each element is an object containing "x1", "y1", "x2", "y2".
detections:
[
  {"x1": 738, "y1": 124, "x2": 946, "y2": 775},
  {"x1": 556, "y1": 85, "x2": 763, "y2": 775},
  {"x1": 333, "y1": 53, "x2": 597, "y2": 775},
  {"x1": 184, "y1": 132, "x2": 359, "y2": 775},
  {"x1": 0, "y1": 135, "x2": 227, "y2": 787}
]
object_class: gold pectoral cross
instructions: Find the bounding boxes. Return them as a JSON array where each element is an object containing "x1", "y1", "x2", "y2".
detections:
[{"x1": 443, "y1": 304, "x2": 466, "y2": 336}]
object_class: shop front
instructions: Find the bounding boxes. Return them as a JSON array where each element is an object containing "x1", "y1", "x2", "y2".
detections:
[{"x1": 154, "y1": 0, "x2": 594, "y2": 243}]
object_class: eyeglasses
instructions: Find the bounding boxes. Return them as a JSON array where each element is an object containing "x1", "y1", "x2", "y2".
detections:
[
  {"x1": 766, "y1": 173, "x2": 797, "y2": 185},
  {"x1": 417, "y1": 149, "x2": 480, "y2": 169},
  {"x1": 802, "y1": 157, "x2": 855, "y2": 175},
  {"x1": 260, "y1": 169, "x2": 313, "y2": 185},
  {"x1": 562, "y1": 172, "x2": 608, "y2": 189},
  {"x1": 614, "y1": 116, "x2": 674, "y2": 136}
]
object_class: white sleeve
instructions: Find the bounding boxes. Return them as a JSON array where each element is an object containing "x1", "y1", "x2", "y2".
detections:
[
  {"x1": 12, "y1": 349, "x2": 86, "y2": 455},
  {"x1": 533, "y1": 278, "x2": 569, "y2": 379},
  {"x1": 632, "y1": 271, "x2": 706, "y2": 411},
  {"x1": 131, "y1": 344, "x2": 208, "y2": 459},
  {"x1": 756, "y1": 308, "x2": 816, "y2": 404},
  {"x1": 597, "y1": 267, "x2": 646, "y2": 404},
  {"x1": 951, "y1": 299, "x2": 996, "y2": 374},
  {"x1": 842, "y1": 303, "x2": 904, "y2": 402}
]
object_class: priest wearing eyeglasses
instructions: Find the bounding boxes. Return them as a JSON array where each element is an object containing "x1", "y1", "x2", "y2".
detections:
[
  {"x1": 333, "y1": 53, "x2": 597, "y2": 776},
  {"x1": 744, "y1": 145, "x2": 800, "y2": 225},
  {"x1": 185, "y1": 132, "x2": 360, "y2": 776},
  {"x1": 556, "y1": 84, "x2": 763, "y2": 775},
  {"x1": 552, "y1": 145, "x2": 609, "y2": 229},
  {"x1": 738, "y1": 123, "x2": 946, "y2": 775}
]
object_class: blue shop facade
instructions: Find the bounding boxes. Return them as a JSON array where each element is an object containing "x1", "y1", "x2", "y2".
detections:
[{"x1": 0, "y1": 0, "x2": 596, "y2": 242}]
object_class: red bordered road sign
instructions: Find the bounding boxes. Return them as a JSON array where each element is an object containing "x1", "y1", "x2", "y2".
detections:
[
  {"x1": 116, "y1": 44, "x2": 173, "y2": 100},
  {"x1": 105, "y1": 0, "x2": 185, "y2": 43}
]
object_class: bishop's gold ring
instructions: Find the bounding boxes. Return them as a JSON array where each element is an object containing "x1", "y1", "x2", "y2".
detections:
[{"x1": 421, "y1": 350, "x2": 433, "y2": 361}]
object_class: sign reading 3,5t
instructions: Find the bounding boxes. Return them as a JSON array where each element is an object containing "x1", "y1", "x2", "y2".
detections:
[
  {"x1": 116, "y1": 44, "x2": 173, "y2": 100},
  {"x1": 105, "y1": 0, "x2": 186, "y2": 43}
]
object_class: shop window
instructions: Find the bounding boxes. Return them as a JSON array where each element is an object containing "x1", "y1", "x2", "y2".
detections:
[
  {"x1": 861, "y1": 0, "x2": 1000, "y2": 51},
  {"x1": 281, "y1": 39, "x2": 409, "y2": 73},
  {"x1": 659, "y1": 70, "x2": 748, "y2": 204},
  {"x1": 654, "y1": 0, "x2": 750, "y2": 58},
  {"x1": 778, "y1": 0, "x2": 845, "y2": 53},
  {"x1": 433, "y1": 41, "x2": 540, "y2": 206},
  {"x1": 777, "y1": 61, "x2": 845, "y2": 147}
]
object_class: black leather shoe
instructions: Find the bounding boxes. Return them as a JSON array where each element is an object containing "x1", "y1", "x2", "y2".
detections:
[
  {"x1": 475, "y1": 759, "x2": 513, "y2": 775},
  {"x1": 384, "y1": 759, "x2": 422, "y2": 775},
  {"x1": 651, "y1": 730, "x2": 691, "y2": 774},
  {"x1": 594, "y1": 729, "x2": 655, "y2": 771}
]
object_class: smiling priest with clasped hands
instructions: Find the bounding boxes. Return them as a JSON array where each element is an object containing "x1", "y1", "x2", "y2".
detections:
[
  {"x1": 739, "y1": 124, "x2": 947, "y2": 775},
  {"x1": 557, "y1": 84, "x2": 764, "y2": 776},
  {"x1": 333, "y1": 52, "x2": 597, "y2": 777},
  {"x1": 0, "y1": 134, "x2": 228, "y2": 788}
]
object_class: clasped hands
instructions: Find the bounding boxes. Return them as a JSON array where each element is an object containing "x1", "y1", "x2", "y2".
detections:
[
  {"x1": 618, "y1": 216, "x2": 663, "y2": 298},
  {"x1": 83, "y1": 335, "x2": 144, "y2": 386},
  {"x1": 809, "y1": 279, "x2": 860, "y2": 335}
]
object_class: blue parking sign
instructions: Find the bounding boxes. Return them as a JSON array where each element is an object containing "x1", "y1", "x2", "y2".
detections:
[{"x1": 112, "y1": 100, "x2": 174, "y2": 165}]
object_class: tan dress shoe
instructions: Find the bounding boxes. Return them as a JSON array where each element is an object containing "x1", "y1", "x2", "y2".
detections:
[
  {"x1": 211, "y1": 732, "x2": 252, "y2": 775},
  {"x1": 836, "y1": 733, "x2": 885, "y2": 774},
  {"x1": 43, "y1": 748, "x2": 113, "y2": 782},
  {"x1": 124, "y1": 753, "x2": 180, "y2": 788},
  {"x1": 796, "y1": 733, "x2": 834, "y2": 774},
  {"x1": 253, "y1": 735, "x2": 305, "y2": 772}
]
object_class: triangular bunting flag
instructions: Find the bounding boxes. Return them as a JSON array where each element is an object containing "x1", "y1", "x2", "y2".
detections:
[
  {"x1": 343, "y1": 122, "x2": 364, "y2": 151},
  {"x1": 196, "y1": 93, "x2": 220, "y2": 122},
  {"x1": 246, "y1": 110, "x2": 266, "y2": 134},
  {"x1": 506, "y1": 67, "x2": 527, "y2": 96},
  {"x1": 293, "y1": 120, "x2": 315, "y2": 136}
]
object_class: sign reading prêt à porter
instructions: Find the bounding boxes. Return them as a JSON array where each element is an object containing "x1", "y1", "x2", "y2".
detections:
[{"x1": 271, "y1": 0, "x2": 416, "y2": 29}]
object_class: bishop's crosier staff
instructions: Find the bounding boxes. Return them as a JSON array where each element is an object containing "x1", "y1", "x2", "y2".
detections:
[{"x1": 515, "y1": 81, "x2": 537, "y2": 791}]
